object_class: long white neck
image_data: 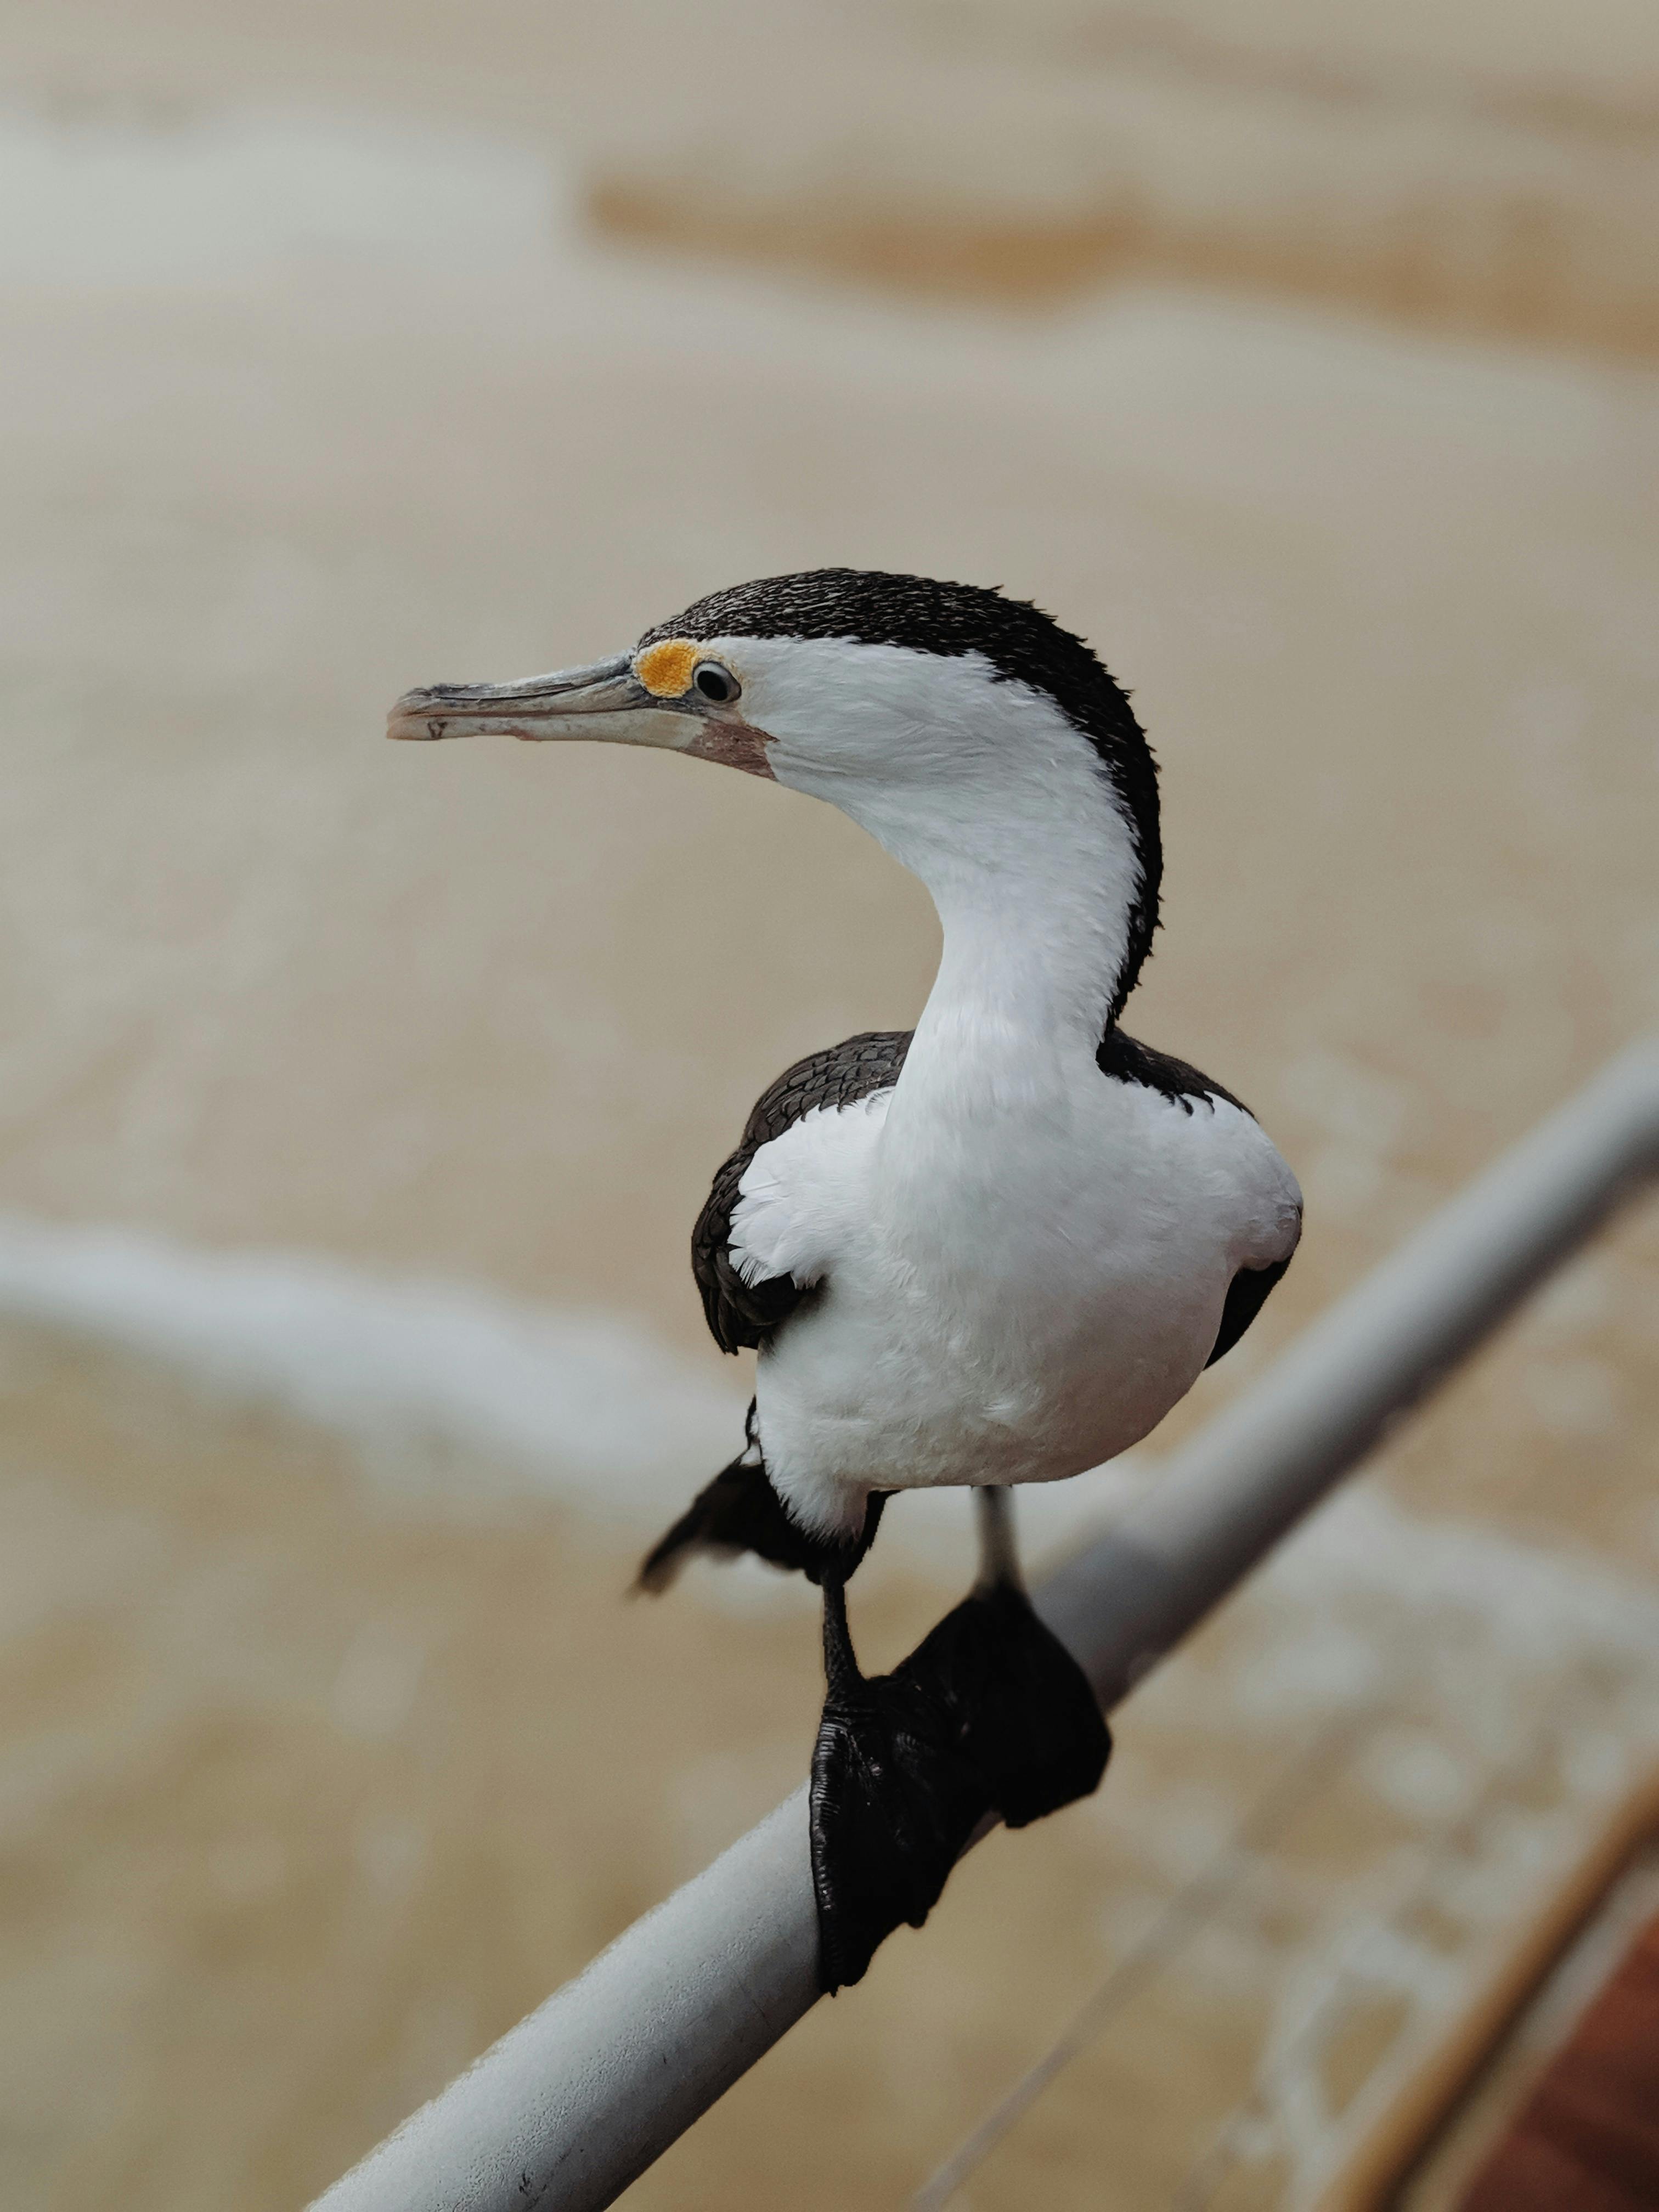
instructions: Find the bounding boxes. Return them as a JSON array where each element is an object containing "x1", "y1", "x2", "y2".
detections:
[
  {"x1": 859, "y1": 733, "x2": 1141, "y2": 1132},
  {"x1": 910, "y1": 847, "x2": 1123, "y2": 1105}
]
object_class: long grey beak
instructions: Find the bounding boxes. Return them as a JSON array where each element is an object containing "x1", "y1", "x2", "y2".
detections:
[{"x1": 387, "y1": 654, "x2": 692, "y2": 746}]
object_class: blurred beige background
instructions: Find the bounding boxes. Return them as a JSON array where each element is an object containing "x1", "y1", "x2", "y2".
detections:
[{"x1": 1, "y1": 2, "x2": 1656, "y2": 2207}]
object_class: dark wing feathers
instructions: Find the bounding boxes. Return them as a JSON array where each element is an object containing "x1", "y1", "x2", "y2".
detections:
[
  {"x1": 1205, "y1": 1255, "x2": 1291, "y2": 1368},
  {"x1": 693, "y1": 1022, "x2": 1291, "y2": 1368},
  {"x1": 1094, "y1": 1025, "x2": 1245, "y2": 1115},
  {"x1": 692, "y1": 1030, "x2": 912, "y2": 1355}
]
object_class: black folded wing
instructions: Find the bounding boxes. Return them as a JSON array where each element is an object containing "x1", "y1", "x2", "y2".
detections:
[{"x1": 692, "y1": 1031, "x2": 913, "y2": 1355}]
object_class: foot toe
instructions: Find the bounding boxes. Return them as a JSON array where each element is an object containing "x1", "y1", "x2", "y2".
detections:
[{"x1": 810, "y1": 1674, "x2": 987, "y2": 1993}]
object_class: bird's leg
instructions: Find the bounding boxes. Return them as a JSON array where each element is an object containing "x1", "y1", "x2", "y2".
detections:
[
  {"x1": 808, "y1": 1488, "x2": 1110, "y2": 1994},
  {"x1": 973, "y1": 1482, "x2": 1024, "y2": 1595}
]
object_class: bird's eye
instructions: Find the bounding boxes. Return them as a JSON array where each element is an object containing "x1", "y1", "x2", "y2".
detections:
[{"x1": 692, "y1": 661, "x2": 739, "y2": 704}]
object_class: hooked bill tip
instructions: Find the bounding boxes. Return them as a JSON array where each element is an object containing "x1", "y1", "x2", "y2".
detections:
[{"x1": 386, "y1": 684, "x2": 465, "y2": 741}]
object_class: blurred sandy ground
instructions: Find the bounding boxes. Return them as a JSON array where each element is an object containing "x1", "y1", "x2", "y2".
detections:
[{"x1": 0, "y1": 1, "x2": 1656, "y2": 2205}]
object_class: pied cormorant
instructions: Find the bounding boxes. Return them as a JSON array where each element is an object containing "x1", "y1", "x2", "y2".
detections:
[{"x1": 390, "y1": 568, "x2": 1302, "y2": 1991}]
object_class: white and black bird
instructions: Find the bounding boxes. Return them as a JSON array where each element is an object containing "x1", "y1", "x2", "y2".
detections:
[{"x1": 390, "y1": 569, "x2": 1302, "y2": 1990}]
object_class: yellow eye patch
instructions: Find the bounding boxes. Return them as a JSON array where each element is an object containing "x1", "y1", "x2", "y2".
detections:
[{"x1": 635, "y1": 638, "x2": 701, "y2": 697}]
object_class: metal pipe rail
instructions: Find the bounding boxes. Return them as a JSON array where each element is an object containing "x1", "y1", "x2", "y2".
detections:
[{"x1": 312, "y1": 1041, "x2": 1659, "y2": 2212}]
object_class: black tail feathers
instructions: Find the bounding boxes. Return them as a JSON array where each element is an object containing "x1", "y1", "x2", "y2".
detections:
[{"x1": 634, "y1": 1415, "x2": 888, "y2": 1594}]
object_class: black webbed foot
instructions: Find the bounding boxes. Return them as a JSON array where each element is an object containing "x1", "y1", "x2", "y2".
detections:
[
  {"x1": 916, "y1": 1581, "x2": 1111, "y2": 1830},
  {"x1": 635, "y1": 1429, "x2": 887, "y2": 1593},
  {"x1": 810, "y1": 1583, "x2": 987, "y2": 1993},
  {"x1": 810, "y1": 1578, "x2": 1110, "y2": 1993}
]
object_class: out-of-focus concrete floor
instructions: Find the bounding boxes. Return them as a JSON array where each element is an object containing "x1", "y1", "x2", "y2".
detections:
[{"x1": 1, "y1": 4, "x2": 1656, "y2": 2206}]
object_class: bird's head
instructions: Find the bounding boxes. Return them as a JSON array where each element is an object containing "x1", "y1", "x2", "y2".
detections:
[{"x1": 390, "y1": 568, "x2": 1161, "y2": 1019}]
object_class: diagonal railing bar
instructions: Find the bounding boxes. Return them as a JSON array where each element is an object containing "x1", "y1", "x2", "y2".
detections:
[{"x1": 310, "y1": 1040, "x2": 1659, "y2": 2212}]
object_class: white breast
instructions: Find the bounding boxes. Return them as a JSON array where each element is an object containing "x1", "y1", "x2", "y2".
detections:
[{"x1": 732, "y1": 1073, "x2": 1301, "y2": 1541}]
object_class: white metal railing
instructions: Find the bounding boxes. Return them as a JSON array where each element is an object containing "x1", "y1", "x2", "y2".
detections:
[{"x1": 310, "y1": 1040, "x2": 1659, "y2": 2212}]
